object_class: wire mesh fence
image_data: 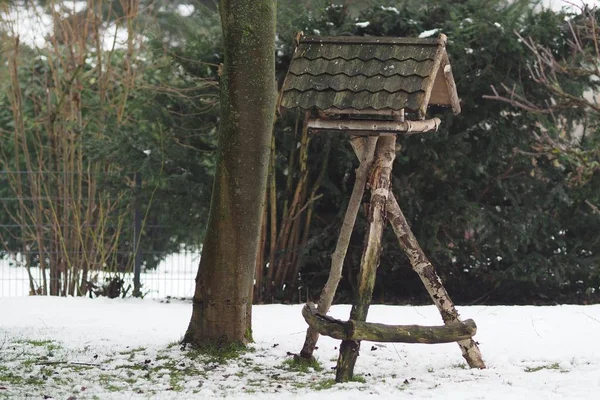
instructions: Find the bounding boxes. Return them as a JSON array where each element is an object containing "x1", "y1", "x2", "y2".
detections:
[
  {"x1": 0, "y1": 250, "x2": 199, "y2": 299},
  {"x1": 0, "y1": 171, "x2": 200, "y2": 299}
]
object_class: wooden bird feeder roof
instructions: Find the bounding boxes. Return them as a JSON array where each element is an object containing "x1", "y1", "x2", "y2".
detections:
[{"x1": 278, "y1": 34, "x2": 461, "y2": 119}]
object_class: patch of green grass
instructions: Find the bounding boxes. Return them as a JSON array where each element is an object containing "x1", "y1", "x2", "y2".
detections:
[
  {"x1": 109, "y1": 353, "x2": 209, "y2": 393},
  {"x1": 524, "y1": 362, "x2": 561, "y2": 373},
  {"x1": 114, "y1": 363, "x2": 149, "y2": 372},
  {"x1": 124, "y1": 376, "x2": 139, "y2": 385},
  {"x1": 105, "y1": 383, "x2": 123, "y2": 392},
  {"x1": 51, "y1": 375, "x2": 73, "y2": 386},
  {"x1": 452, "y1": 363, "x2": 467, "y2": 370},
  {"x1": 246, "y1": 378, "x2": 266, "y2": 387},
  {"x1": 187, "y1": 342, "x2": 250, "y2": 364},
  {"x1": 21, "y1": 358, "x2": 37, "y2": 367},
  {"x1": 169, "y1": 372, "x2": 185, "y2": 392},
  {"x1": 0, "y1": 371, "x2": 24, "y2": 385},
  {"x1": 46, "y1": 343, "x2": 61, "y2": 352},
  {"x1": 282, "y1": 356, "x2": 323, "y2": 373},
  {"x1": 167, "y1": 338, "x2": 184, "y2": 349},
  {"x1": 119, "y1": 346, "x2": 147, "y2": 356},
  {"x1": 155, "y1": 353, "x2": 171, "y2": 361},
  {"x1": 69, "y1": 365, "x2": 95, "y2": 372},
  {"x1": 350, "y1": 374, "x2": 366, "y2": 384},
  {"x1": 313, "y1": 378, "x2": 336, "y2": 391},
  {"x1": 24, "y1": 375, "x2": 45, "y2": 386},
  {"x1": 98, "y1": 373, "x2": 113, "y2": 386},
  {"x1": 17, "y1": 339, "x2": 54, "y2": 347}
]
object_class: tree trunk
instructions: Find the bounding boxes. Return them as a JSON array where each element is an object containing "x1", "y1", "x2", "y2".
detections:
[
  {"x1": 299, "y1": 136, "x2": 378, "y2": 360},
  {"x1": 183, "y1": 0, "x2": 276, "y2": 347},
  {"x1": 336, "y1": 136, "x2": 396, "y2": 382}
]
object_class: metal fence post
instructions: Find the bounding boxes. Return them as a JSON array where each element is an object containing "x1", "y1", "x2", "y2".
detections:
[{"x1": 132, "y1": 172, "x2": 142, "y2": 297}]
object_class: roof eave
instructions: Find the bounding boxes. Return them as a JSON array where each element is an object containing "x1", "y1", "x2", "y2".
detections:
[
  {"x1": 441, "y1": 52, "x2": 462, "y2": 114},
  {"x1": 418, "y1": 34, "x2": 448, "y2": 119}
]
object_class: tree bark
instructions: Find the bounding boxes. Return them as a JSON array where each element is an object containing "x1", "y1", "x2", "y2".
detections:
[
  {"x1": 336, "y1": 135, "x2": 396, "y2": 382},
  {"x1": 386, "y1": 195, "x2": 486, "y2": 368},
  {"x1": 307, "y1": 117, "x2": 441, "y2": 135},
  {"x1": 348, "y1": 140, "x2": 486, "y2": 369},
  {"x1": 299, "y1": 136, "x2": 378, "y2": 360},
  {"x1": 302, "y1": 303, "x2": 477, "y2": 343},
  {"x1": 183, "y1": 0, "x2": 276, "y2": 347}
]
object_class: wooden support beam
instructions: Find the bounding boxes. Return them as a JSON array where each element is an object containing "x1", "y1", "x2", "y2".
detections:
[
  {"x1": 307, "y1": 118, "x2": 441, "y2": 135},
  {"x1": 321, "y1": 108, "x2": 407, "y2": 117},
  {"x1": 302, "y1": 303, "x2": 477, "y2": 344},
  {"x1": 386, "y1": 196, "x2": 486, "y2": 368},
  {"x1": 336, "y1": 135, "x2": 396, "y2": 383},
  {"x1": 349, "y1": 144, "x2": 486, "y2": 369},
  {"x1": 298, "y1": 136, "x2": 379, "y2": 360}
]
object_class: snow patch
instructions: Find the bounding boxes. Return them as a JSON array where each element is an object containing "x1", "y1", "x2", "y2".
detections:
[
  {"x1": 418, "y1": 28, "x2": 440, "y2": 38},
  {"x1": 380, "y1": 6, "x2": 400, "y2": 14},
  {"x1": 176, "y1": 4, "x2": 195, "y2": 17}
]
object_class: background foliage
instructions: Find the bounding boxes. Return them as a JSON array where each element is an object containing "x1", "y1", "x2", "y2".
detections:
[{"x1": 0, "y1": 0, "x2": 598, "y2": 303}]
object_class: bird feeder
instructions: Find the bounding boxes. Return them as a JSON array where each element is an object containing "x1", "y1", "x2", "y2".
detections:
[{"x1": 279, "y1": 33, "x2": 485, "y2": 382}]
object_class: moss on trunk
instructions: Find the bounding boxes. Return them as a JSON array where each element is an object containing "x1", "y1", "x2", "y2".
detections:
[{"x1": 183, "y1": 0, "x2": 276, "y2": 347}]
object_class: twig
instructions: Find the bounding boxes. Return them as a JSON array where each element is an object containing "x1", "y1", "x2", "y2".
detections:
[
  {"x1": 530, "y1": 318, "x2": 542, "y2": 338},
  {"x1": 291, "y1": 194, "x2": 324, "y2": 221},
  {"x1": 585, "y1": 200, "x2": 600, "y2": 215},
  {"x1": 580, "y1": 311, "x2": 600, "y2": 324},
  {"x1": 36, "y1": 361, "x2": 101, "y2": 367}
]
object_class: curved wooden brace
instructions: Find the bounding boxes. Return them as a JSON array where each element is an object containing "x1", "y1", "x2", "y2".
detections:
[{"x1": 302, "y1": 303, "x2": 477, "y2": 344}]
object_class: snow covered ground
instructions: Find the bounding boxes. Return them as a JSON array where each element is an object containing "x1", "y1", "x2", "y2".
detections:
[{"x1": 1, "y1": 298, "x2": 599, "y2": 399}]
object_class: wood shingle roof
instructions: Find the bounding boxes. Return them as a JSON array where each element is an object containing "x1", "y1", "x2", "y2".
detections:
[{"x1": 279, "y1": 34, "x2": 460, "y2": 118}]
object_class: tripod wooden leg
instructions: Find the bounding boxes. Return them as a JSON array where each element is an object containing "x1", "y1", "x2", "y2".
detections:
[
  {"x1": 299, "y1": 136, "x2": 378, "y2": 360},
  {"x1": 349, "y1": 141, "x2": 485, "y2": 369},
  {"x1": 336, "y1": 136, "x2": 396, "y2": 382},
  {"x1": 387, "y1": 195, "x2": 486, "y2": 368}
]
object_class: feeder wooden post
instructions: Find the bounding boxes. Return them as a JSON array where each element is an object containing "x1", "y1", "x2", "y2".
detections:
[
  {"x1": 299, "y1": 136, "x2": 379, "y2": 360},
  {"x1": 386, "y1": 196, "x2": 485, "y2": 368},
  {"x1": 350, "y1": 143, "x2": 486, "y2": 369},
  {"x1": 336, "y1": 135, "x2": 396, "y2": 382}
]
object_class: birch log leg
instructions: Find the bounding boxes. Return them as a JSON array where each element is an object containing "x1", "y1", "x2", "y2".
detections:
[
  {"x1": 299, "y1": 136, "x2": 378, "y2": 360},
  {"x1": 386, "y1": 196, "x2": 486, "y2": 368},
  {"x1": 303, "y1": 303, "x2": 478, "y2": 343},
  {"x1": 335, "y1": 135, "x2": 396, "y2": 383},
  {"x1": 349, "y1": 141, "x2": 486, "y2": 369}
]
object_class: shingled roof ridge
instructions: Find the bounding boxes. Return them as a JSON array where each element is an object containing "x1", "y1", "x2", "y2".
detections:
[
  {"x1": 300, "y1": 35, "x2": 443, "y2": 46},
  {"x1": 283, "y1": 88, "x2": 426, "y2": 96},
  {"x1": 286, "y1": 71, "x2": 432, "y2": 79},
  {"x1": 299, "y1": 54, "x2": 437, "y2": 62},
  {"x1": 286, "y1": 101, "x2": 419, "y2": 112}
]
